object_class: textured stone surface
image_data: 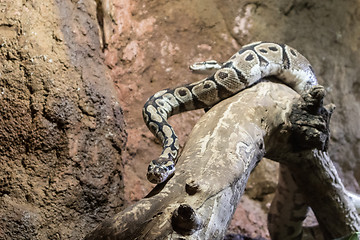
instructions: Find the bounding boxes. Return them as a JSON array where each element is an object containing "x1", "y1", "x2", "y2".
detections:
[{"x1": 0, "y1": 0, "x2": 126, "y2": 239}]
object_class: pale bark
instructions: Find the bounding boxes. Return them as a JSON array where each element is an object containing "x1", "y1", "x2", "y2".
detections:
[
  {"x1": 266, "y1": 85, "x2": 360, "y2": 239},
  {"x1": 85, "y1": 80, "x2": 360, "y2": 239}
]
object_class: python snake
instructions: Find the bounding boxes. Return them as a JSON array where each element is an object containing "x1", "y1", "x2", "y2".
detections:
[{"x1": 143, "y1": 41, "x2": 318, "y2": 184}]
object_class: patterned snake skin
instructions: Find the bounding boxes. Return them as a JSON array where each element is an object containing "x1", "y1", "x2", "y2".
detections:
[{"x1": 143, "y1": 41, "x2": 318, "y2": 184}]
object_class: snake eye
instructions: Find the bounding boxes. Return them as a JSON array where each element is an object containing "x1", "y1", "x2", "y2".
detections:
[{"x1": 148, "y1": 161, "x2": 157, "y2": 171}]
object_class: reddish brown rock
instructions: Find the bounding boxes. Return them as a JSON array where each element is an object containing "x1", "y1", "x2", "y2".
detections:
[{"x1": 0, "y1": 0, "x2": 126, "y2": 239}]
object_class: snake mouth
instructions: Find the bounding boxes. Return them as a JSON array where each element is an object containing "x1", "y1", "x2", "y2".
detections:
[
  {"x1": 147, "y1": 167, "x2": 175, "y2": 184},
  {"x1": 147, "y1": 172, "x2": 166, "y2": 184},
  {"x1": 147, "y1": 170, "x2": 172, "y2": 184}
]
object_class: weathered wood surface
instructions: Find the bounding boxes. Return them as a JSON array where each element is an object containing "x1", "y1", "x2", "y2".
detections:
[
  {"x1": 85, "y1": 80, "x2": 360, "y2": 239},
  {"x1": 266, "y1": 85, "x2": 360, "y2": 239}
]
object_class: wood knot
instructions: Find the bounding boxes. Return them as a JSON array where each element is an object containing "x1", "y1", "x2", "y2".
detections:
[
  {"x1": 185, "y1": 180, "x2": 200, "y2": 195},
  {"x1": 301, "y1": 85, "x2": 326, "y2": 114},
  {"x1": 289, "y1": 84, "x2": 335, "y2": 152},
  {"x1": 171, "y1": 204, "x2": 202, "y2": 235}
]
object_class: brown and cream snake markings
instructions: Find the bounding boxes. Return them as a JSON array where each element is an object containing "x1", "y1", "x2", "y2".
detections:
[{"x1": 143, "y1": 41, "x2": 318, "y2": 184}]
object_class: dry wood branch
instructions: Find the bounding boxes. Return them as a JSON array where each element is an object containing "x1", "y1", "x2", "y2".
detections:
[
  {"x1": 266, "y1": 85, "x2": 360, "y2": 239},
  {"x1": 290, "y1": 150, "x2": 360, "y2": 238},
  {"x1": 85, "y1": 80, "x2": 360, "y2": 239}
]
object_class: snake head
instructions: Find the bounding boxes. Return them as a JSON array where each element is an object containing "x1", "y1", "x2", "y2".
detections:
[{"x1": 147, "y1": 158, "x2": 175, "y2": 184}]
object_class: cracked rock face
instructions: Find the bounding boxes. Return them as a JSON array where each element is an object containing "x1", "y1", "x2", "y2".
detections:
[{"x1": 0, "y1": 1, "x2": 126, "y2": 239}]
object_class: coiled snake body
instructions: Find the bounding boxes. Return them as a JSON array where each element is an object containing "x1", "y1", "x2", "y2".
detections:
[{"x1": 143, "y1": 41, "x2": 318, "y2": 184}]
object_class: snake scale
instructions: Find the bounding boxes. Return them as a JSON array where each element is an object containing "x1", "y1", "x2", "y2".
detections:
[{"x1": 143, "y1": 41, "x2": 318, "y2": 184}]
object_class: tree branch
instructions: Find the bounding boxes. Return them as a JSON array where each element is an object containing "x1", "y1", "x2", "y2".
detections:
[
  {"x1": 267, "y1": 85, "x2": 360, "y2": 239},
  {"x1": 85, "y1": 79, "x2": 360, "y2": 239}
]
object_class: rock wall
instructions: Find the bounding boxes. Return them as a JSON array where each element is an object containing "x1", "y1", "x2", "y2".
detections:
[{"x1": 0, "y1": 1, "x2": 126, "y2": 239}]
